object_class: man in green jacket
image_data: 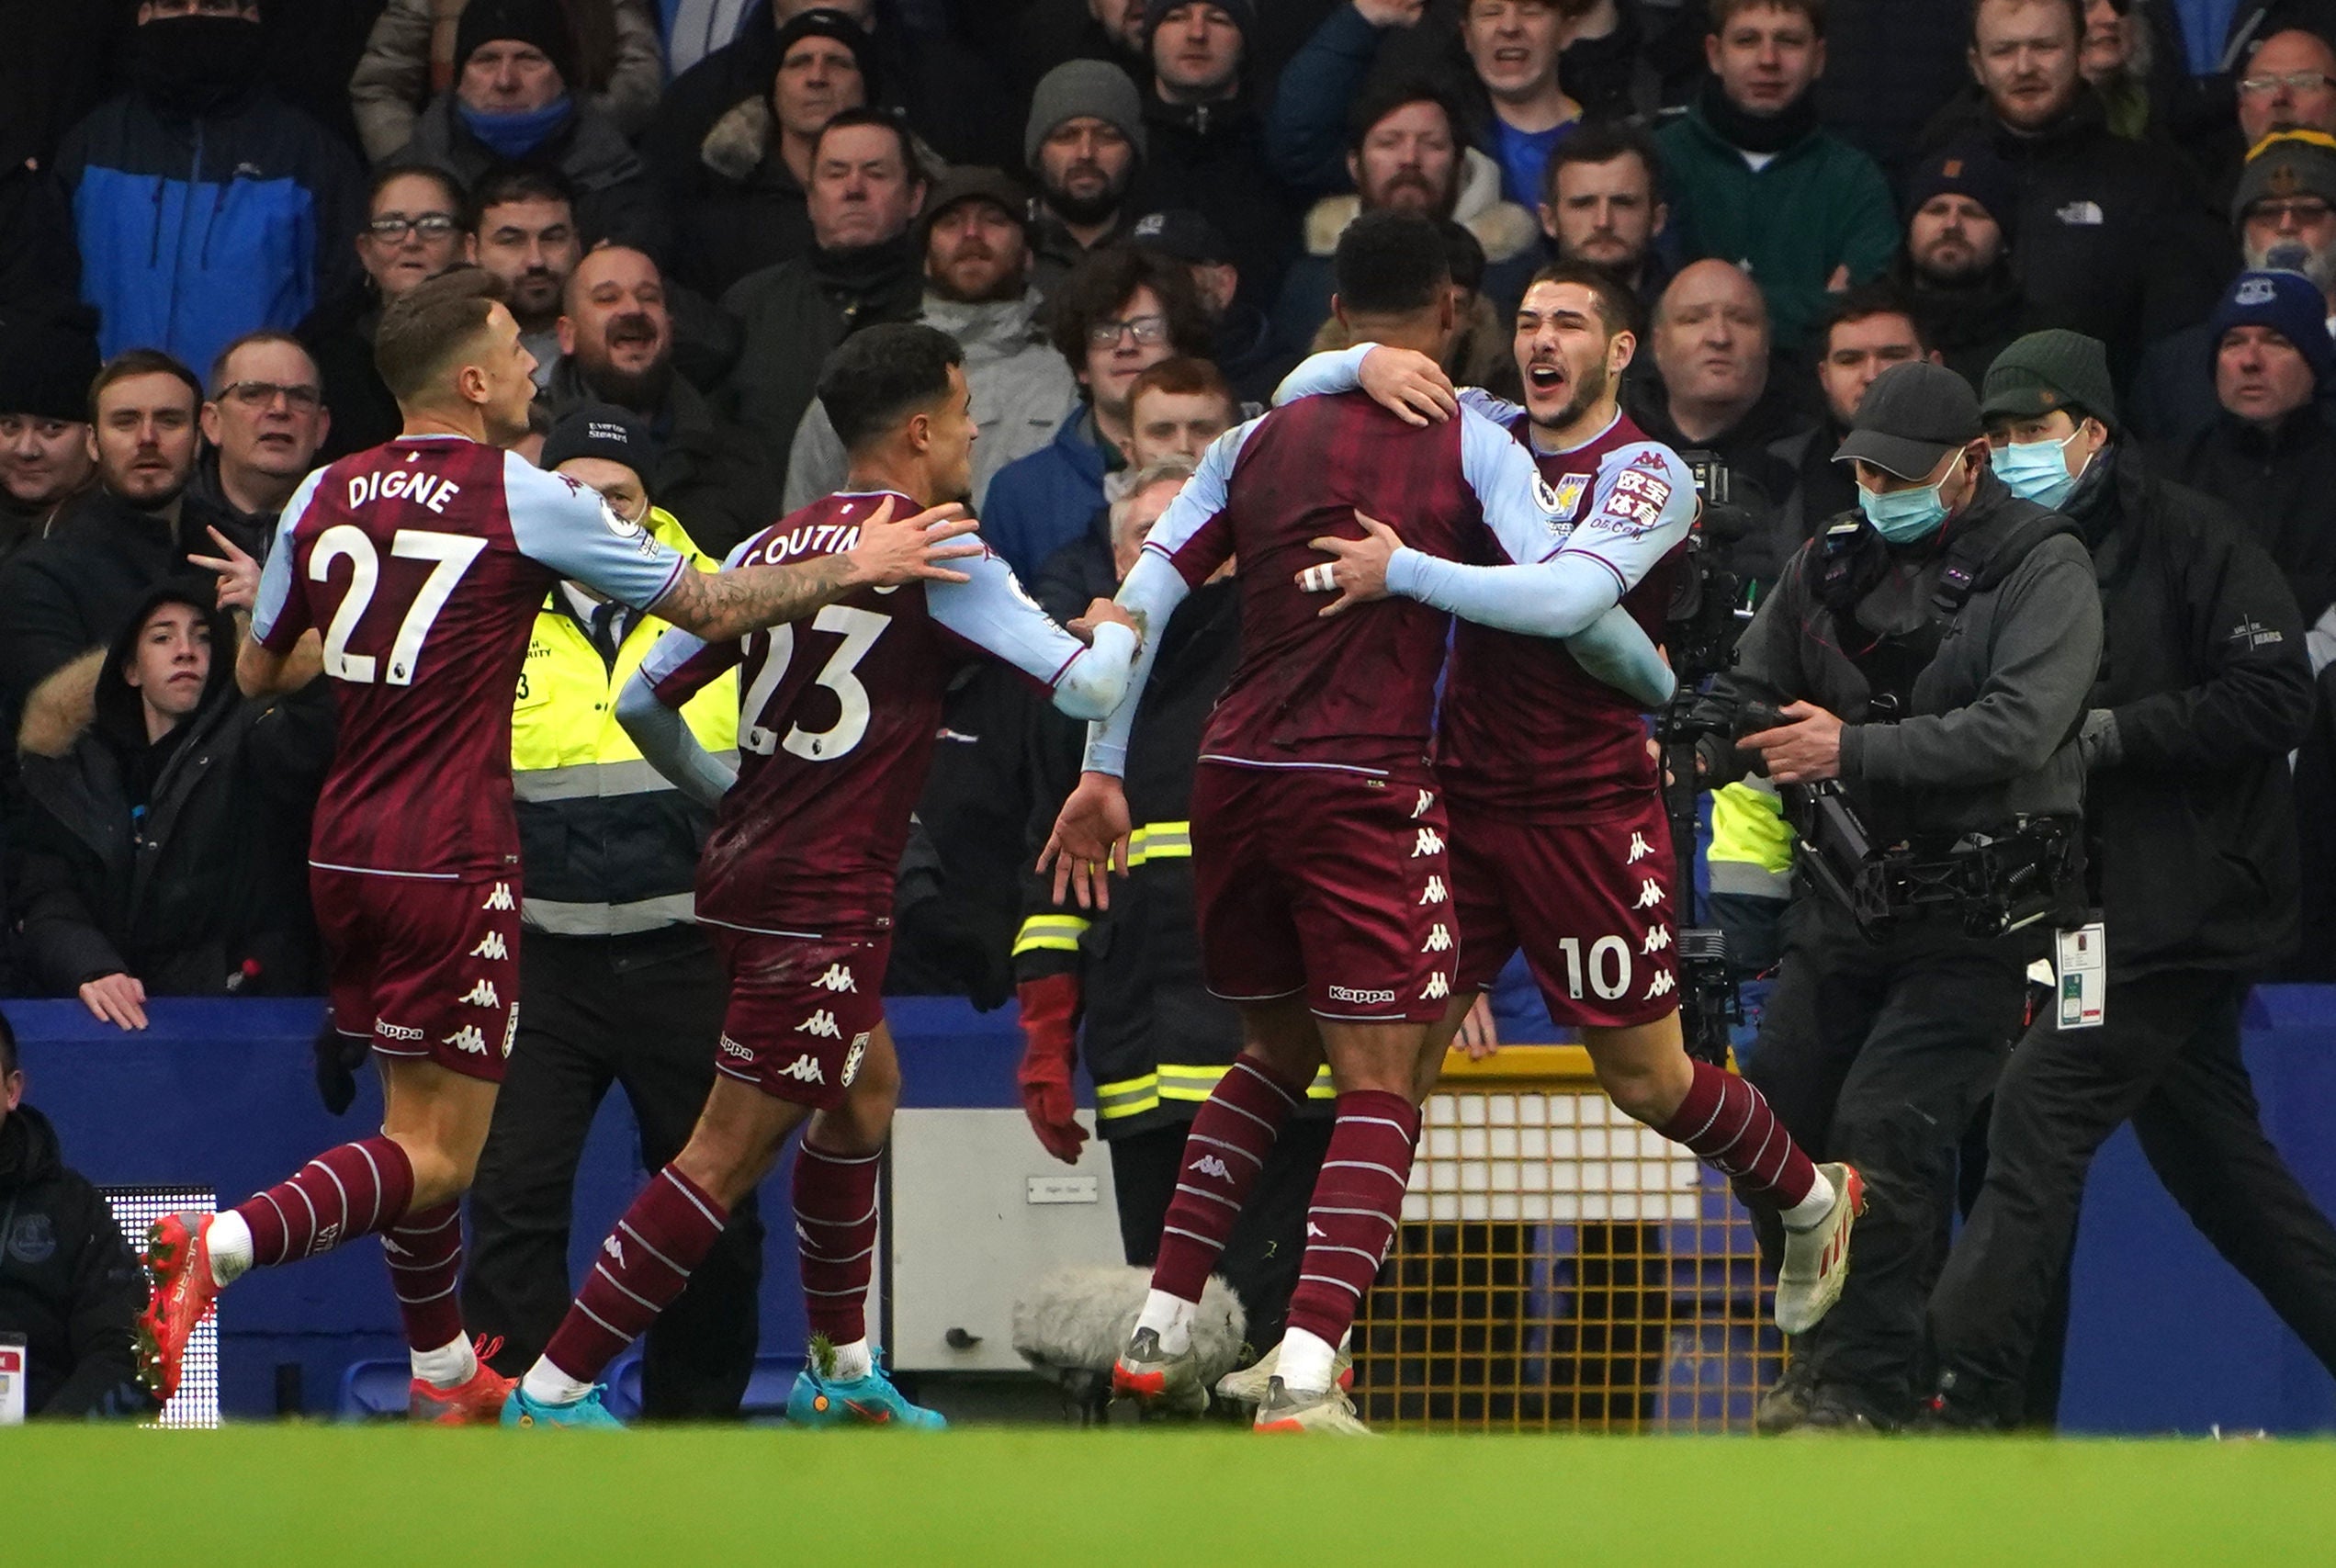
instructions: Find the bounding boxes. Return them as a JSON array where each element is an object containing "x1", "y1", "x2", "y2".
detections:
[{"x1": 1654, "y1": 0, "x2": 1897, "y2": 352}]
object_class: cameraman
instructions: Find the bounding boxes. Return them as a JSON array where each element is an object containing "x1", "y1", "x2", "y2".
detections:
[
  {"x1": 1923, "y1": 333, "x2": 2336, "y2": 1427},
  {"x1": 1697, "y1": 361, "x2": 2104, "y2": 1431}
]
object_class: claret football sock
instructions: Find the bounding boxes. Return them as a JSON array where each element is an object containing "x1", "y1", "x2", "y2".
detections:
[
  {"x1": 230, "y1": 1136, "x2": 418, "y2": 1270},
  {"x1": 1149, "y1": 1055, "x2": 1308, "y2": 1307},
  {"x1": 795, "y1": 1140, "x2": 882, "y2": 1347},
  {"x1": 1654, "y1": 1061, "x2": 1828, "y2": 1221},
  {"x1": 1282, "y1": 1090, "x2": 1420, "y2": 1353},
  {"x1": 538, "y1": 1165, "x2": 730, "y2": 1390},
  {"x1": 382, "y1": 1201, "x2": 468, "y2": 1359}
]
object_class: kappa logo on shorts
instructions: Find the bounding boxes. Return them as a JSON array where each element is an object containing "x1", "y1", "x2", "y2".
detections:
[
  {"x1": 470, "y1": 932, "x2": 509, "y2": 961},
  {"x1": 815, "y1": 964, "x2": 857, "y2": 993},
  {"x1": 444, "y1": 1025, "x2": 490, "y2": 1055},
  {"x1": 796, "y1": 1010, "x2": 843, "y2": 1039},
  {"x1": 1411, "y1": 789, "x2": 1434, "y2": 819},
  {"x1": 1420, "y1": 972, "x2": 1450, "y2": 1000},
  {"x1": 1643, "y1": 972, "x2": 1677, "y2": 1000},
  {"x1": 1627, "y1": 832, "x2": 1654, "y2": 863},
  {"x1": 1327, "y1": 985, "x2": 1397, "y2": 1006},
  {"x1": 1419, "y1": 875, "x2": 1448, "y2": 906},
  {"x1": 1642, "y1": 925, "x2": 1673, "y2": 954},
  {"x1": 1423, "y1": 923, "x2": 1452, "y2": 953},
  {"x1": 603, "y1": 1235, "x2": 626, "y2": 1267},
  {"x1": 1306, "y1": 1222, "x2": 1328, "y2": 1240},
  {"x1": 482, "y1": 883, "x2": 515, "y2": 912},
  {"x1": 1412, "y1": 827, "x2": 1445, "y2": 857},
  {"x1": 1634, "y1": 879, "x2": 1665, "y2": 909},
  {"x1": 719, "y1": 1034, "x2": 753, "y2": 1062},
  {"x1": 777, "y1": 1053, "x2": 827, "y2": 1085},
  {"x1": 377, "y1": 1021, "x2": 424, "y2": 1043},
  {"x1": 841, "y1": 1032, "x2": 868, "y2": 1086},
  {"x1": 459, "y1": 979, "x2": 500, "y2": 1009},
  {"x1": 1189, "y1": 1154, "x2": 1234, "y2": 1180}
]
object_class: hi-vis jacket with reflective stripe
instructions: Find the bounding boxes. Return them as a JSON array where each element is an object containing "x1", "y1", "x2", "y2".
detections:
[
  {"x1": 1016, "y1": 581, "x2": 1330, "y2": 1137},
  {"x1": 511, "y1": 505, "x2": 738, "y2": 935}
]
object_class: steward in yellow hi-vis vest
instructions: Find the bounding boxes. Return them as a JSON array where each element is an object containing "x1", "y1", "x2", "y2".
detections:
[{"x1": 468, "y1": 405, "x2": 762, "y2": 1416}]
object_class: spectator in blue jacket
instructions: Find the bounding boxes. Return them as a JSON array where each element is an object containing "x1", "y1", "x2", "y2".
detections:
[
  {"x1": 54, "y1": 0, "x2": 363, "y2": 387},
  {"x1": 976, "y1": 245, "x2": 1211, "y2": 581}
]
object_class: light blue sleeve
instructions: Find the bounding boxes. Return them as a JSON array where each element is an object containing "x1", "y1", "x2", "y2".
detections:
[
  {"x1": 1270, "y1": 344, "x2": 1522, "y2": 426},
  {"x1": 250, "y1": 468, "x2": 325, "y2": 649},
  {"x1": 929, "y1": 547, "x2": 1140, "y2": 721},
  {"x1": 502, "y1": 452, "x2": 690, "y2": 612},
  {"x1": 615, "y1": 669, "x2": 737, "y2": 810},
  {"x1": 1078, "y1": 549, "x2": 1185, "y2": 777}
]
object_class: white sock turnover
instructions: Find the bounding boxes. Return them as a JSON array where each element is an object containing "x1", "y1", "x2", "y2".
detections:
[
  {"x1": 1780, "y1": 1168, "x2": 1838, "y2": 1232},
  {"x1": 1135, "y1": 1289, "x2": 1198, "y2": 1355},
  {"x1": 1275, "y1": 1328, "x2": 1337, "y2": 1394},
  {"x1": 207, "y1": 1211, "x2": 254, "y2": 1288},
  {"x1": 410, "y1": 1335, "x2": 478, "y2": 1391},
  {"x1": 520, "y1": 1359, "x2": 595, "y2": 1406},
  {"x1": 828, "y1": 1337, "x2": 874, "y2": 1382}
]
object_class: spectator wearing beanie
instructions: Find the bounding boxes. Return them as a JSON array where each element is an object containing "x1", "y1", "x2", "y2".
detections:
[
  {"x1": 393, "y1": 0, "x2": 667, "y2": 257},
  {"x1": 0, "y1": 315, "x2": 102, "y2": 558},
  {"x1": 352, "y1": 0, "x2": 668, "y2": 164},
  {"x1": 648, "y1": 8, "x2": 878, "y2": 299},
  {"x1": 2134, "y1": 130, "x2": 2336, "y2": 446},
  {"x1": 1891, "y1": 140, "x2": 2030, "y2": 391},
  {"x1": 1124, "y1": 1, "x2": 1299, "y2": 315},
  {"x1": 1027, "y1": 60, "x2": 1149, "y2": 296}
]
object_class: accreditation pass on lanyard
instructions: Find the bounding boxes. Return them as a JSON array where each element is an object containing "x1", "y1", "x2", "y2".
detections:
[{"x1": 2055, "y1": 923, "x2": 2107, "y2": 1030}]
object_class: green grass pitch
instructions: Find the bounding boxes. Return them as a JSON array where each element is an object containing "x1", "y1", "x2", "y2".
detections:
[{"x1": 6, "y1": 1427, "x2": 2333, "y2": 1565}]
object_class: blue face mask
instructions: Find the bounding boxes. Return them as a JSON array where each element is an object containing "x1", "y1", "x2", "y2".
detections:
[
  {"x1": 458, "y1": 94, "x2": 575, "y2": 159},
  {"x1": 1991, "y1": 431, "x2": 2087, "y2": 509},
  {"x1": 1858, "y1": 451, "x2": 1963, "y2": 544}
]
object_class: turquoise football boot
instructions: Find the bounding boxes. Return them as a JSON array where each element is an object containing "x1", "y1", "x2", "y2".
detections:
[
  {"x1": 501, "y1": 1383, "x2": 625, "y2": 1429},
  {"x1": 786, "y1": 1341, "x2": 947, "y2": 1429}
]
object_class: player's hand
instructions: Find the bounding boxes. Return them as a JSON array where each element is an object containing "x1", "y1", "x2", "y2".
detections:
[
  {"x1": 1038, "y1": 772, "x2": 1132, "y2": 909},
  {"x1": 1455, "y1": 992, "x2": 1499, "y2": 1060},
  {"x1": 79, "y1": 972, "x2": 149, "y2": 1032},
  {"x1": 188, "y1": 526, "x2": 261, "y2": 615},
  {"x1": 842, "y1": 495, "x2": 983, "y2": 587},
  {"x1": 1739, "y1": 700, "x2": 1844, "y2": 784},
  {"x1": 1302, "y1": 510, "x2": 1402, "y2": 616},
  {"x1": 1358, "y1": 346, "x2": 1456, "y2": 426},
  {"x1": 1069, "y1": 596, "x2": 1137, "y2": 644}
]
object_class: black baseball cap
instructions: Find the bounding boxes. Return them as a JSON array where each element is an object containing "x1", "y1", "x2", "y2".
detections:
[
  {"x1": 1128, "y1": 208, "x2": 1233, "y2": 266},
  {"x1": 542, "y1": 402, "x2": 656, "y2": 486},
  {"x1": 1834, "y1": 361, "x2": 1982, "y2": 479}
]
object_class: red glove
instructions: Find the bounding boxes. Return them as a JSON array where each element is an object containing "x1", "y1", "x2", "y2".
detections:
[{"x1": 1016, "y1": 973, "x2": 1089, "y2": 1165}]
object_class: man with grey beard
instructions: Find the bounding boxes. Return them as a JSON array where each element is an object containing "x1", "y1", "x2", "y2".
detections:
[{"x1": 2132, "y1": 130, "x2": 2336, "y2": 446}]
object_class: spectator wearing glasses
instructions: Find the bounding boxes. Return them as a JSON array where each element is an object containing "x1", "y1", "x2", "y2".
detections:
[
  {"x1": 977, "y1": 246, "x2": 1211, "y2": 581},
  {"x1": 2195, "y1": 27, "x2": 2336, "y2": 207},
  {"x1": 310, "y1": 164, "x2": 470, "y2": 461},
  {"x1": 0, "y1": 315, "x2": 103, "y2": 558},
  {"x1": 188, "y1": 333, "x2": 331, "y2": 554}
]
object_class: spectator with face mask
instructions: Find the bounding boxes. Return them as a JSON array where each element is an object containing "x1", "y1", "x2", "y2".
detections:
[
  {"x1": 188, "y1": 333, "x2": 331, "y2": 554},
  {"x1": 1891, "y1": 141, "x2": 2030, "y2": 390},
  {"x1": 393, "y1": 0, "x2": 666, "y2": 258},
  {"x1": 1025, "y1": 61, "x2": 1149, "y2": 295},
  {"x1": 0, "y1": 315, "x2": 102, "y2": 558},
  {"x1": 55, "y1": 0, "x2": 363, "y2": 381},
  {"x1": 310, "y1": 164, "x2": 471, "y2": 462},
  {"x1": 1655, "y1": 0, "x2": 1899, "y2": 353}
]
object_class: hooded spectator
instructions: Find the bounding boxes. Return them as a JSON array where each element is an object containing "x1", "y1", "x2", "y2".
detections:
[
  {"x1": 309, "y1": 164, "x2": 472, "y2": 462},
  {"x1": 1539, "y1": 119, "x2": 1674, "y2": 315},
  {"x1": 1891, "y1": 140, "x2": 2030, "y2": 389},
  {"x1": 1655, "y1": 0, "x2": 1900, "y2": 352},
  {"x1": 13, "y1": 583, "x2": 332, "y2": 1019},
  {"x1": 781, "y1": 168, "x2": 1080, "y2": 513},
  {"x1": 718, "y1": 108, "x2": 929, "y2": 510},
  {"x1": 351, "y1": 0, "x2": 669, "y2": 163},
  {"x1": 393, "y1": 0, "x2": 666, "y2": 258},
  {"x1": 0, "y1": 315, "x2": 101, "y2": 558},
  {"x1": 187, "y1": 333, "x2": 330, "y2": 555},
  {"x1": 55, "y1": 0, "x2": 363, "y2": 380},
  {"x1": 1025, "y1": 60, "x2": 1149, "y2": 293}
]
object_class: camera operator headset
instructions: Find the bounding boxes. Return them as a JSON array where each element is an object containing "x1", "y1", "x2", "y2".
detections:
[{"x1": 1690, "y1": 361, "x2": 2104, "y2": 1432}]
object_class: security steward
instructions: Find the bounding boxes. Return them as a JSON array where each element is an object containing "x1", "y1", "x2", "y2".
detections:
[
  {"x1": 1012, "y1": 457, "x2": 1333, "y2": 1372},
  {"x1": 1695, "y1": 361, "x2": 2104, "y2": 1431},
  {"x1": 1923, "y1": 333, "x2": 2336, "y2": 1427},
  {"x1": 459, "y1": 405, "x2": 759, "y2": 1419}
]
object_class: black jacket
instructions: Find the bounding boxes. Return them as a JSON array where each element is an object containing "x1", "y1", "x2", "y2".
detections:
[
  {"x1": 0, "y1": 1103, "x2": 152, "y2": 1418},
  {"x1": 540, "y1": 357, "x2": 774, "y2": 558},
  {"x1": 2172, "y1": 403, "x2": 2336, "y2": 628},
  {"x1": 1017, "y1": 579, "x2": 1263, "y2": 1138},
  {"x1": 1891, "y1": 253, "x2": 2027, "y2": 395},
  {"x1": 394, "y1": 95, "x2": 666, "y2": 259},
  {"x1": 649, "y1": 92, "x2": 815, "y2": 303},
  {"x1": 306, "y1": 300, "x2": 403, "y2": 464},
  {"x1": 2061, "y1": 443, "x2": 2314, "y2": 974},
  {"x1": 1623, "y1": 371, "x2": 1811, "y2": 588},
  {"x1": 1127, "y1": 93, "x2": 1298, "y2": 317},
  {"x1": 12, "y1": 586, "x2": 332, "y2": 998}
]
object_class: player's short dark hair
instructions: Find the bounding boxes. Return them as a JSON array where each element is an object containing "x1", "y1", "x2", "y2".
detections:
[
  {"x1": 1543, "y1": 118, "x2": 1666, "y2": 209},
  {"x1": 819, "y1": 321, "x2": 965, "y2": 452},
  {"x1": 376, "y1": 265, "x2": 507, "y2": 404},
  {"x1": 1127, "y1": 355, "x2": 1235, "y2": 417},
  {"x1": 1711, "y1": 0, "x2": 1826, "y2": 37},
  {"x1": 1523, "y1": 260, "x2": 1642, "y2": 341},
  {"x1": 89, "y1": 349, "x2": 203, "y2": 425},
  {"x1": 1967, "y1": 0, "x2": 2081, "y2": 46},
  {"x1": 1440, "y1": 220, "x2": 1486, "y2": 297},
  {"x1": 207, "y1": 331, "x2": 318, "y2": 398},
  {"x1": 812, "y1": 107, "x2": 924, "y2": 182},
  {"x1": 1045, "y1": 246, "x2": 1213, "y2": 371},
  {"x1": 1334, "y1": 209, "x2": 1451, "y2": 317},
  {"x1": 1346, "y1": 74, "x2": 1462, "y2": 156},
  {"x1": 468, "y1": 164, "x2": 576, "y2": 231},
  {"x1": 1815, "y1": 281, "x2": 1932, "y2": 356},
  {"x1": 369, "y1": 160, "x2": 468, "y2": 220}
]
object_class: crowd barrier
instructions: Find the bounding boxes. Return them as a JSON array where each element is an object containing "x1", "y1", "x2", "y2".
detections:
[{"x1": 15, "y1": 989, "x2": 2336, "y2": 1431}]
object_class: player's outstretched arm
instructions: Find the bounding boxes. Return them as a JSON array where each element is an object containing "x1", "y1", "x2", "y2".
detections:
[
  {"x1": 615, "y1": 669, "x2": 738, "y2": 810},
  {"x1": 235, "y1": 631, "x2": 325, "y2": 700},
  {"x1": 651, "y1": 497, "x2": 981, "y2": 644}
]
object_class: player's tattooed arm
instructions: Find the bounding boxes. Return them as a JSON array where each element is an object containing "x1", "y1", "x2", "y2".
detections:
[{"x1": 649, "y1": 497, "x2": 983, "y2": 643}]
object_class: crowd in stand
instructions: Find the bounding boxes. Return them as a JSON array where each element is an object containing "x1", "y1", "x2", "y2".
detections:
[{"x1": 0, "y1": 0, "x2": 2331, "y2": 1031}]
